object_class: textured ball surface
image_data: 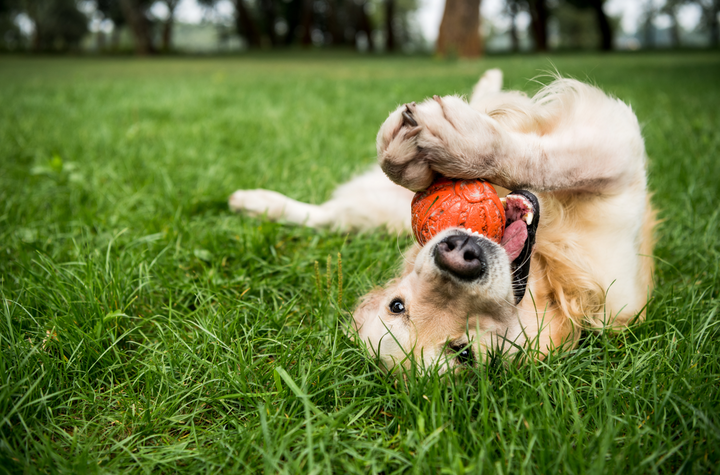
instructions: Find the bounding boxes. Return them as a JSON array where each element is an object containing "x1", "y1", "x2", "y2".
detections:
[{"x1": 411, "y1": 178, "x2": 505, "y2": 246}]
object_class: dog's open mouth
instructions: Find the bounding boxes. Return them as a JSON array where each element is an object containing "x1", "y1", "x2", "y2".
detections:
[
  {"x1": 501, "y1": 194, "x2": 533, "y2": 261},
  {"x1": 501, "y1": 190, "x2": 540, "y2": 304},
  {"x1": 432, "y1": 189, "x2": 539, "y2": 304}
]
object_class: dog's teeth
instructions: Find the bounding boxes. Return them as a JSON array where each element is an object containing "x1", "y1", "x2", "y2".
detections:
[
  {"x1": 524, "y1": 212, "x2": 534, "y2": 225},
  {"x1": 500, "y1": 197, "x2": 507, "y2": 208}
]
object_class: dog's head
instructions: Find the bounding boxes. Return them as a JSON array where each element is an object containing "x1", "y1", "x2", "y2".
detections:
[{"x1": 353, "y1": 191, "x2": 539, "y2": 372}]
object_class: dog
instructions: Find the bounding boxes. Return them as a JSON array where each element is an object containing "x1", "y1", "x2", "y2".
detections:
[{"x1": 229, "y1": 69, "x2": 656, "y2": 372}]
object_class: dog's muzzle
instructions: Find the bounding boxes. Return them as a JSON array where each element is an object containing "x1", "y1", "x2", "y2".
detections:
[{"x1": 434, "y1": 234, "x2": 487, "y2": 281}]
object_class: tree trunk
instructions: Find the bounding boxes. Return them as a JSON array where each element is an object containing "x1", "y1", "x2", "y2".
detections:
[
  {"x1": 24, "y1": 3, "x2": 45, "y2": 51},
  {"x1": 234, "y1": 0, "x2": 261, "y2": 47},
  {"x1": 436, "y1": 0, "x2": 482, "y2": 58},
  {"x1": 260, "y1": 0, "x2": 278, "y2": 46},
  {"x1": 300, "y1": 0, "x2": 314, "y2": 45},
  {"x1": 528, "y1": 0, "x2": 548, "y2": 52},
  {"x1": 668, "y1": 8, "x2": 680, "y2": 47},
  {"x1": 31, "y1": 28, "x2": 42, "y2": 51},
  {"x1": 111, "y1": 28, "x2": 121, "y2": 51},
  {"x1": 357, "y1": 1, "x2": 375, "y2": 51},
  {"x1": 284, "y1": 0, "x2": 303, "y2": 45},
  {"x1": 590, "y1": 0, "x2": 612, "y2": 50},
  {"x1": 235, "y1": 0, "x2": 260, "y2": 48},
  {"x1": 508, "y1": 2, "x2": 519, "y2": 52},
  {"x1": 96, "y1": 30, "x2": 106, "y2": 52},
  {"x1": 326, "y1": 0, "x2": 343, "y2": 45},
  {"x1": 119, "y1": 0, "x2": 155, "y2": 55},
  {"x1": 711, "y1": 1, "x2": 719, "y2": 48},
  {"x1": 161, "y1": 0, "x2": 178, "y2": 52},
  {"x1": 643, "y1": 11, "x2": 655, "y2": 49},
  {"x1": 385, "y1": 0, "x2": 395, "y2": 51},
  {"x1": 161, "y1": 21, "x2": 172, "y2": 51}
]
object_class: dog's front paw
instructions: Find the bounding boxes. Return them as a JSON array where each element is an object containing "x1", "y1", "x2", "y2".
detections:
[
  {"x1": 377, "y1": 96, "x2": 499, "y2": 191},
  {"x1": 228, "y1": 189, "x2": 290, "y2": 219},
  {"x1": 377, "y1": 102, "x2": 436, "y2": 191}
]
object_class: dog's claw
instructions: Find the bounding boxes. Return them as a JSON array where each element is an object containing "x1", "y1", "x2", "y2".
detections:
[
  {"x1": 402, "y1": 108, "x2": 418, "y2": 127},
  {"x1": 405, "y1": 126, "x2": 422, "y2": 138}
]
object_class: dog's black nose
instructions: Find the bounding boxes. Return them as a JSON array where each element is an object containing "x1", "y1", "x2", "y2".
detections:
[{"x1": 434, "y1": 234, "x2": 486, "y2": 280}]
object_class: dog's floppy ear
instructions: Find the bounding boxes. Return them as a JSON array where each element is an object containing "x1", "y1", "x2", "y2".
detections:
[{"x1": 507, "y1": 190, "x2": 540, "y2": 304}]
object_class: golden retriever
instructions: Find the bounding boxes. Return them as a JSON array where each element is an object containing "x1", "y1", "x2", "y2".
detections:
[{"x1": 229, "y1": 69, "x2": 656, "y2": 372}]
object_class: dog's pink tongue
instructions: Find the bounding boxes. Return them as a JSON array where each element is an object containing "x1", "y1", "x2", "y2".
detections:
[{"x1": 501, "y1": 220, "x2": 528, "y2": 261}]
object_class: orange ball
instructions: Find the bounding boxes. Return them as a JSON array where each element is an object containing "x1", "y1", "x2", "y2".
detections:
[{"x1": 411, "y1": 177, "x2": 505, "y2": 246}]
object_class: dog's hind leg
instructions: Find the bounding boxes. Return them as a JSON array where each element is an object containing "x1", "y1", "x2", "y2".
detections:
[
  {"x1": 470, "y1": 69, "x2": 503, "y2": 107},
  {"x1": 469, "y1": 69, "x2": 535, "y2": 116},
  {"x1": 229, "y1": 166, "x2": 414, "y2": 233},
  {"x1": 229, "y1": 189, "x2": 335, "y2": 228}
]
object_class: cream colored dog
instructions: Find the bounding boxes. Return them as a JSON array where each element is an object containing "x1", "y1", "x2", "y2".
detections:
[{"x1": 229, "y1": 69, "x2": 655, "y2": 372}]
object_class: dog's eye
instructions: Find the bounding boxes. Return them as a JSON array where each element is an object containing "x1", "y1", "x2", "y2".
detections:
[
  {"x1": 389, "y1": 298, "x2": 405, "y2": 314},
  {"x1": 451, "y1": 344, "x2": 474, "y2": 366}
]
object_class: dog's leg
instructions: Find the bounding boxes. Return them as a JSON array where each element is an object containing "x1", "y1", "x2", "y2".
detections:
[
  {"x1": 229, "y1": 189, "x2": 335, "y2": 227},
  {"x1": 469, "y1": 69, "x2": 503, "y2": 108},
  {"x1": 377, "y1": 79, "x2": 646, "y2": 194},
  {"x1": 229, "y1": 166, "x2": 414, "y2": 232}
]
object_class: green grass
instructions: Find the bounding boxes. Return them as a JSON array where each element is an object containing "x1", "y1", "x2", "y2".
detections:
[{"x1": 0, "y1": 52, "x2": 718, "y2": 474}]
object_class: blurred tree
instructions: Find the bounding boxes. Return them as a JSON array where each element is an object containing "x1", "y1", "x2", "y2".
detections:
[
  {"x1": 661, "y1": 0, "x2": 684, "y2": 47},
  {"x1": 261, "y1": 0, "x2": 279, "y2": 45},
  {"x1": 15, "y1": 0, "x2": 88, "y2": 51},
  {"x1": 281, "y1": 0, "x2": 302, "y2": 45},
  {"x1": 527, "y1": 0, "x2": 548, "y2": 51},
  {"x1": 197, "y1": 0, "x2": 415, "y2": 51},
  {"x1": 564, "y1": 0, "x2": 612, "y2": 50},
  {"x1": 389, "y1": 0, "x2": 423, "y2": 50},
  {"x1": 0, "y1": 0, "x2": 22, "y2": 50},
  {"x1": 95, "y1": 0, "x2": 126, "y2": 50},
  {"x1": 504, "y1": 0, "x2": 527, "y2": 52},
  {"x1": 158, "y1": 0, "x2": 179, "y2": 51},
  {"x1": 117, "y1": 0, "x2": 155, "y2": 54},
  {"x1": 640, "y1": 0, "x2": 657, "y2": 49},
  {"x1": 326, "y1": 0, "x2": 346, "y2": 45},
  {"x1": 694, "y1": 0, "x2": 719, "y2": 47},
  {"x1": 436, "y1": 0, "x2": 482, "y2": 57},
  {"x1": 199, "y1": 0, "x2": 261, "y2": 48},
  {"x1": 299, "y1": 0, "x2": 313, "y2": 45},
  {"x1": 235, "y1": 0, "x2": 261, "y2": 46},
  {"x1": 385, "y1": 0, "x2": 396, "y2": 50},
  {"x1": 354, "y1": 0, "x2": 375, "y2": 50},
  {"x1": 554, "y1": 1, "x2": 598, "y2": 49}
]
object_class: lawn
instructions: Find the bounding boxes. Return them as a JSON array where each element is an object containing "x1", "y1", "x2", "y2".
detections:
[{"x1": 0, "y1": 52, "x2": 718, "y2": 474}]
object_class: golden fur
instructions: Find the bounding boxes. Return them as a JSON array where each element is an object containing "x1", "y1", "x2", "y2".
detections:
[{"x1": 230, "y1": 69, "x2": 655, "y2": 371}]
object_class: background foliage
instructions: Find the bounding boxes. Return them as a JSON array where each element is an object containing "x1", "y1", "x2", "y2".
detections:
[{"x1": 0, "y1": 0, "x2": 718, "y2": 54}]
